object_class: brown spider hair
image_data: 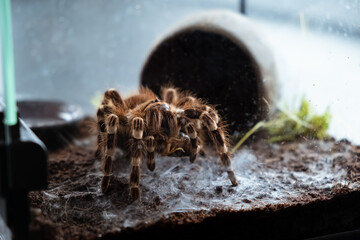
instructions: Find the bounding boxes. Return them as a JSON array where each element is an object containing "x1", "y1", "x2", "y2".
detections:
[{"x1": 95, "y1": 86, "x2": 237, "y2": 201}]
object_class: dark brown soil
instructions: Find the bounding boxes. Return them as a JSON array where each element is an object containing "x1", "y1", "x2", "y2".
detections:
[{"x1": 29, "y1": 126, "x2": 360, "y2": 240}]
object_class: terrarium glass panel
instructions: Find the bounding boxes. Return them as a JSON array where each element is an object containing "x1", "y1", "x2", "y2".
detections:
[{"x1": 0, "y1": 0, "x2": 359, "y2": 239}]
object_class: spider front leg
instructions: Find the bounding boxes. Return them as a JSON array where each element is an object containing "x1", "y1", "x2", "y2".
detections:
[
  {"x1": 101, "y1": 114, "x2": 119, "y2": 193},
  {"x1": 129, "y1": 117, "x2": 145, "y2": 201},
  {"x1": 96, "y1": 88, "x2": 126, "y2": 158},
  {"x1": 145, "y1": 136, "x2": 156, "y2": 171},
  {"x1": 184, "y1": 123, "x2": 200, "y2": 162},
  {"x1": 102, "y1": 88, "x2": 126, "y2": 108},
  {"x1": 95, "y1": 105, "x2": 106, "y2": 158}
]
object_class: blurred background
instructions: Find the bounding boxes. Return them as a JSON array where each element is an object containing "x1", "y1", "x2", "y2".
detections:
[{"x1": 0, "y1": 0, "x2": 359, "y2": 143}]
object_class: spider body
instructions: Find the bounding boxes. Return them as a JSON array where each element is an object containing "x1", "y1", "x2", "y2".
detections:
[{"x1": 96, "y1": 87, "x2": 238, "y2": 201}]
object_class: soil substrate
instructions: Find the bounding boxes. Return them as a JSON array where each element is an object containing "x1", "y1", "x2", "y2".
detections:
[{"x1": 29, "y1": 127, "x2": 360, "y2": 240}]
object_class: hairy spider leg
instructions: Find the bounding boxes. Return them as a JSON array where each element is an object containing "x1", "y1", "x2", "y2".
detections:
[
  {"x1": 184, "y1": 122, "x2": 200, "y2": 163},
  {"x1": 200, "y1": 111, "x2": 238, "y2": 186},
  {"x1": 176, "y1": 114, "x2": 201, "y2": 162},
  {"x1": 163, "y1": 87, "x2": 178, "y2": 105},
  {"x1": 95, "y1": 105, "x2": 106, "y2": 158},
  {"x1": 97, "y1": 88, "x2": 128, "y2": 192},
  {"x1": 101, "y1": 114, "x2": 119, "y2": 193},
  {"x1": 205, "y1": 106, "x2": 219, "y2": 124},
  {"x1": 184, "y1": 108, "x2": 238, "y2": 186},
  {"x1": 143, "y1": 105, "x2": 164, "y2": 171},
  {"x1": 145, "y1": 107, "x2": 162, "y2": 133},
  {"x1": 145, "y1": 136, "x2": 156, "y2": 171},
  {"x1": 177, "y1": 96, "x2": 196, "y2": 108},
  {"x1": 129, "y1": 117, "x2": 145, "y2": 201},
  {"x1": 102, "y1": 88, "x2": 126, "y2": 108},
  {"x1": 161, "y1": 110, "x2": 178, "y2": 139},
  {"x1": 96, "y1": 105, "x2": 114, "y2": 158},
  {"x1": 96, "y1": 89, "x2": 126, "y2": 159}
]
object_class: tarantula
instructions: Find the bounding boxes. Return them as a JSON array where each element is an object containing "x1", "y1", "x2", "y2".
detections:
[{"x1": 95, "y1": 86, "x2": 238, "y2": 201}]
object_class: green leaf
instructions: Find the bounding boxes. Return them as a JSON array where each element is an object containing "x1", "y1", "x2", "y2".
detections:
[
  {"x1": 297, "y1": 98, "x2": 310, "y2": 120},
  {"x1": 232, "y1": 98, "x2": 331, "y2": 152}
]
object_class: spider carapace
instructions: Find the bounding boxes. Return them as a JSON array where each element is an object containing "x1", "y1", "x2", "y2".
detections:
[{"x1": 95, "y1": 86, "x2": 238, "y2": 201}]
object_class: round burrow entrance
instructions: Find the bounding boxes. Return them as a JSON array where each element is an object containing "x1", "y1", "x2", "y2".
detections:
[{"x1": 141, "y1": 14, "x2": 275, "y2": 134}]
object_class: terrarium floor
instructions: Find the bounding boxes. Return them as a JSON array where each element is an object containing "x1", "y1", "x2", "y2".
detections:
[{"x1": 29, "y1": 132, "x2": 360, "y2": 240}]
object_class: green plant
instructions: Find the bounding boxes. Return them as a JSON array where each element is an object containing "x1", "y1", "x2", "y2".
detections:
[{"x1": 231, "y1": 98, "x2": 331, "y2": 153}]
